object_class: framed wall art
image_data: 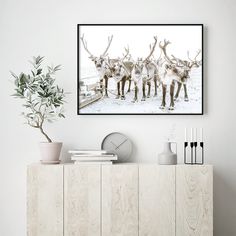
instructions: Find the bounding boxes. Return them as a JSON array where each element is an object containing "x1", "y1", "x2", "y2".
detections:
[{"x1": 78, "y1": 24, "x2": 203, "y2": 115}]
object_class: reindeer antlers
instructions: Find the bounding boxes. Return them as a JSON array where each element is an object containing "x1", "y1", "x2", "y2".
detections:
[
  {"x1": 101, "y1": 35, "x2": 113, "y2": 57},
  {"x1": 144, "y1": 36, "x2": 158, "y2": 62},
  {"x1": 156, "y1": 49, "x2": 162, "y2": 64},
  {"x1": 122, "y1": 46, "x2": 130, "y2": 61},
  {"x1": 159, "y1": 39, "x2": 175, "y2": 65},
  {"x1": 187, "y1": 49, "x2": 202, "y2": 68},
  {"x1": 170, "y1": 54, "x2": 186, "y2": 68},
  {"x1": 159, "y1": 39, "x2": 171, "y2": 50},
  {"x1": 80, "y1": 34, "x2": 95, "y2": 58},
  {"x1": 187, "y1": 49, "x2": 201, "y2": 62},
  {"x1": 80, "y1": 34, "x2": 113, "y2": 58}
]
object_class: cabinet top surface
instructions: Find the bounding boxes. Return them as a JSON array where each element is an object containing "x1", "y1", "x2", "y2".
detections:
[{"x1": 28, "y1": 163, "x2": 213, "y2": 167}]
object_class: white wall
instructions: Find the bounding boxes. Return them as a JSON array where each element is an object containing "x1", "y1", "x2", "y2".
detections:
[{"x1": 0, "y1": 0, "x2": 235, "y2": 235}]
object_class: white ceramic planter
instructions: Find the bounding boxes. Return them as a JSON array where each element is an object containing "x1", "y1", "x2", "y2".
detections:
[{"x1": 39, "y1": 142, "x2": 62, "y2": 162}]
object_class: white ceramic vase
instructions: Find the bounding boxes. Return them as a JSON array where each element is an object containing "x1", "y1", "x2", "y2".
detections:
[
  {"x1": 39, "y1": 142, "x2": 62, "y2": 163},
  {"x1": 158, "y1": 142, "x2": 177, "y2": 165}
]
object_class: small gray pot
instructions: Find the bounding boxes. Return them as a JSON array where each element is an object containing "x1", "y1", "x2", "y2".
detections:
[{"x1": 158, "y1": 142, "x2": 177, "y2": 165}]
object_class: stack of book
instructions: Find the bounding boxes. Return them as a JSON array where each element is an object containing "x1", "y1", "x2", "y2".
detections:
[{"x1": 69, "y1": 150, "x2": 117, "y2": 164}]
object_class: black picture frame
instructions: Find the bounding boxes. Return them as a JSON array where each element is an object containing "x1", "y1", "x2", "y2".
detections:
[{"x1": 77, "y1": 24, "x2": 203, "y2": 115}]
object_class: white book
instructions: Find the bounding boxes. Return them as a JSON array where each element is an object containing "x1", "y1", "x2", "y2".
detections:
[
  {"x1": 71, "y1": 155, "x2": 118, "y2": 161},
  {"x1": 71, "y1": 153, "x2": 116, "y2": 157},
  {"x1": 69, "y1": 150, "x2": 108, "y2": 155},
  {"x1": 74, "y1": 161, "x2": 113, "y2": 165}
]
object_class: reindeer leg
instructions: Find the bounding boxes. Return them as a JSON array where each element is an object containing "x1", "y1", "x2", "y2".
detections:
[
  {"x1": 141, "y1": 81, "x2": 146, "y2": 101},
  {"x1": 160, "y1": 84, "x2": 166, "y2": 109},
  {"x1": 183, "y1": 84, "x2": 189, "y2": 101},
  {"x1": 121, "y1": 77, "x2": 126, "y2": 100},
  {"x1": 174, "y1": 81, "x2": 182, "y2": 101},
  {"x1": 147, "y1": 81, "x2": 151, "y2": 98},
  {"x1": 116, "y1": 82, "x2": 120, "y2": 99},
  {"x1": 169, "y1": 81, "x2": 175, "y2": 110},
  {"x1": 132, "y1": 82, "x2": 138, "y2": 103},
  {"x1": 154, "y1": 78, "x2": 158, "y2": 97},
  {"x1": 127, "y1": 79, "x2": 131, "y2": 93},
  {"x1": 104, "y1": 75, "x2": 109, "y2": 98}
]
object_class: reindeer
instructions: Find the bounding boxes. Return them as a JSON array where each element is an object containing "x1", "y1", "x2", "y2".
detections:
[
  {"x1": 130, "y1": 36, "x2": 161, "y2": 102},
  {"x1": 159, "y1": 39, "x2": 181, "y2": 110},
  {"x1": 111, "y1": 47, "x2": 133, "y2": 100},
  {"x1": 80, "y1": 34, "x2": 113, "y2": 97},
  {"x1": 173, "y1": 49, "x2": 202, "y2": 101},
  {"x1": 131, "y1": 58, "x2": 144, "y2": 102},
  {"x1": 141, "y1": 36, "x2": 160, "y2": 101}
]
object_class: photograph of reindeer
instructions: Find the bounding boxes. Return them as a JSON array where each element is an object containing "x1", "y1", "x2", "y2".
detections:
[{"x1": 78, "y1": 24, "x2": 203, "y2": 115}]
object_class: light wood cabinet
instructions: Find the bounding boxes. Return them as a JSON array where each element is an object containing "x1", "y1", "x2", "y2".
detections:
[
  {"x1": 27, "y1": 164, "x2": 63, "y2": 236},
  {"x1": 27, "y1": 164, "x2": 213, "y2": 236},
  {"x1": 102, "y1": 165, "x2": 138, "y2": 236},
  {"x1": 64, "y1": 165, "x2": 101, "y2": 236},
  {"x1": 176, "y1": 165, "x2": 213, "y2": 236},
  {"x1": 139, "y1": 165, "x2": 175, "y2": 236}
]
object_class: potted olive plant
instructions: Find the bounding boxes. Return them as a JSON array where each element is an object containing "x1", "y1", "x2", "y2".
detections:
[{"x1": 11, "y1": 56, "x2": 66, "y2": 163}]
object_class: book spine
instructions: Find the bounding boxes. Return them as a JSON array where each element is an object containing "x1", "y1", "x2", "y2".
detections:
[
  {"x1": 71, "y1": 155, "x2": 118, "y2": 161},
  {"x1": 74, "y1": 161, "x2": 112, "y2": 165},
  {"x1": 71, "y1": 154, "x2": 116, "y2": 157},
  {"x1": 71, "y1": 157, "x2": 117, "y2": 161},
  {"x1": 68, "y1": 150, "x2": 108, "y2": 154}
]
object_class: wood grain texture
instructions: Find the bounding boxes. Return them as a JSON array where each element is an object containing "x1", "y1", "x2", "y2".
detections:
[
  {"x1": 64, "y1": 165, "x2": 101, "y2": 236},
  {"x1": 139, "y1": 165, "x2": 175, "y2": 236},
  {"x1": 176, "y1": 165, "x2": 213, "y2": 236},
  {"x1": 27, "y1": 164, "x2": 213, "y2": 236},
  {"x1": 102, "y1": 165, "x2": 138, "y2": 236},
  {"x1": 27, "y1": 164, "x2": 63, "y2": 236}
]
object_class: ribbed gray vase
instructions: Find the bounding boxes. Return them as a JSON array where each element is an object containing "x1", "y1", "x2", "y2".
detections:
[{"x1": 158, "y1": 142, "x2": 177, "y2": 165}]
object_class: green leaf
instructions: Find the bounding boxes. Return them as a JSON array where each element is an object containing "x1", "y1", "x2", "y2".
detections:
[
  {"x1": 14, "y1": 79, "x2": 19, "y2": 86},
  {"x1": 10, "y1": 71, "x2": 18, "y2": 79},
  {"x1": 38, "y1": 92, "x2": 45, "y2": 97},
  {"x1": 59, "y1": 113, "x2": 65, "y2": 118},
  {"x1": 35, "y1": 56, "x2": 44, "y2": 65},
  {"x1": 54, "y1": 65, "x2": 61, "y2": 71},
  {"x1": 36, "y1": 68, "x2": 42, "y2": 75},
  {"x1": 23, "y1": 104, "x2": 31, "y2": 108},
  {"x1": 12, "y1": 93, "x2": 22, "y2": 97}
]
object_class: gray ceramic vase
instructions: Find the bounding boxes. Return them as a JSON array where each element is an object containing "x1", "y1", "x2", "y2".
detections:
[{"x1": 158, "y1": 142, "x2": 177, "y2": 165}]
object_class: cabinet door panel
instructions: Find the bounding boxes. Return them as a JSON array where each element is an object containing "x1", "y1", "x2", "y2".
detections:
[
  {"x1": 176, "y1": 165, "x2": 213, "y2": 236},
  {"x1": 64, "y1": 165, "x2": 101, "y2": 236},
  {"x1": 102, "y1": 165, "x2": 138, "y2": 236},
  {"x1": 139, "y1": 165, "x2": 175, "y2": 236},
  {"x1": 27, "y1": 165, "x2": 63, "y2": 236}
]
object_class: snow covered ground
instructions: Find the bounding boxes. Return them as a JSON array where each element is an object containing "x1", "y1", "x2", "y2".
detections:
[{"x1": 79, "y1": 67, "x2": 202, "y2": 114}]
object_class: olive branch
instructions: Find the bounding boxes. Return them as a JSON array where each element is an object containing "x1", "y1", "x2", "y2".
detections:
[{"x1": 11, "y1": 56, "x2": 66, "y2": 142}]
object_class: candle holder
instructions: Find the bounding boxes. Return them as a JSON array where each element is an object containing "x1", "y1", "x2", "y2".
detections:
[
  {"x1": 184, "y1": 141, "x2": 188, "y2": 163},
  {"x1": 184, "y1": 141, "x2": 204, "y2": 165},
  {"x1": 194, "y1": 142, "x2": 197, "y2": 163},
  {"x1": 196, "y1": 141, "x2": 204, "y2": 165}
]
